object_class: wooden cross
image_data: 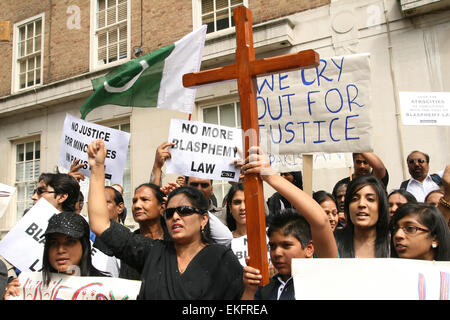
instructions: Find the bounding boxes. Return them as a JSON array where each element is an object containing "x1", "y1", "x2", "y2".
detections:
[{"x1": 183, "y1": 6, "x2": 319, "y2": 285}]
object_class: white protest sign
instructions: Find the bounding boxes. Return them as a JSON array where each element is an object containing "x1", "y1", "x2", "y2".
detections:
[
  {"x1": 0, "y1": 183, "x2": 16, "y2": 219},
  {"x1": 268, "y1": 152, "x2": 354, "y2": 172},
  {"x1": 91, "y1": 245, "x2": 120, "y2": 278},
  {"x1": 231, "y1": 235, "x2": 271, "y2": 267},
  {"x1": 0, "y1": 198, "x2": 121, "y2": 276},
  {"x1": 0, "y1": 198, "x2": 59, "y2": 272},
  {"x1": 292, "y1": 258, "x2": 450, "y2": 300},
  {"x1": 399, "y1": 91, "x2": 450, "y2": 126},
  {"x1": 166, "y1": 119, "x2": 243, "y2": 182},
  {"x1": 257, "y1": 53, "x2": 372, "y2": 172},
  {"x1": 11, "y1": 272, "x2": 141, "y2": 300},
  {"x1": 58, "y1": 113, "x2": 130, "y2": 185}
]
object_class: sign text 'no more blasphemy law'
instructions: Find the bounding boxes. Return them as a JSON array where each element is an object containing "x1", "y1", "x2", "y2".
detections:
[{"x1": 166, "y1": 119, "x2": 243, "y2": 182}]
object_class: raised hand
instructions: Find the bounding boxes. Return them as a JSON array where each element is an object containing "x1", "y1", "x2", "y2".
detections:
[
  {"x1": 241, "y1": 146, "x2": 276, "y2": 180},
  {"x1": 87, "y1": 139, "x2": 107, "y2": 169},
  {"x1": 68, "y1": 159, "x2": 86, "y2": 182},
  {"x1": 154, "y1": 142, "x2": 175, "y2": 169}
]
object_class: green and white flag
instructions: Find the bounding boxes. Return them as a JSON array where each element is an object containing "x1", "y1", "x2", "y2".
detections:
[{"x1": 80, "y1": 26, "x2": 207, "y2": 119}]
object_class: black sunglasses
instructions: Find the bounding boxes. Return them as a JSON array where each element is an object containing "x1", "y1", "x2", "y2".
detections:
[
  {"x1": 408, "y1": 159, "x2": 426, "y2": 165},
  {"x1": 33, "y1": 187, "x2": 56, "y2": 196},
  {"x1": 189, "y1": 182, "x2": 211, "y2": 188},
  {"x1": 164, "y1": 206, "x2": 201, "y2": 219}
]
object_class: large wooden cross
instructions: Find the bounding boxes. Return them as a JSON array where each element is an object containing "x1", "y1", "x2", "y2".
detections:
[{"x1": 183, "y1": 6, "x2": 319, "y2": 285}]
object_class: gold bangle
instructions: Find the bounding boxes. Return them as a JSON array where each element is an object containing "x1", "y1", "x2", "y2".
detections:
[{"x1": 439, "y1": 197, "x2": 450, "y2": 209}]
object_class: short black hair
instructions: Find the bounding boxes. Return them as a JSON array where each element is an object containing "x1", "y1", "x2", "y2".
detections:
[
  {"x1": 41, "y1": 173, "x2": 80, "y2": 212},
  {"x1": 267, "y1": 209, "x2": 311, "y2": 249}
]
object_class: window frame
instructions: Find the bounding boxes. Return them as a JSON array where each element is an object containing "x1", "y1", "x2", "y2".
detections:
[
  {"x1": 89, "y1": 0, "x2": 131, "y2": 72},
  {"x1": 12, "y1": 137, "x2": 41, "y2": 222},
  {"x1": 192, "y1": 0, "x2": 248, "y2": 34},
  {"x1": 11, "y1": 13, "x2": 45, "y2": 94}
]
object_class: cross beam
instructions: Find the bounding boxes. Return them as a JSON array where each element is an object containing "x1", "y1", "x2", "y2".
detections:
[{"x1": 183, "y1": 6, "x2": 319, "y2": 285}]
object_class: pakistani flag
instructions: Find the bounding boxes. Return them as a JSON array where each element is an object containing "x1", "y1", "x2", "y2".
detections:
[{"x1": 80, "y1": 26, "x2": 207, "y2": 119}]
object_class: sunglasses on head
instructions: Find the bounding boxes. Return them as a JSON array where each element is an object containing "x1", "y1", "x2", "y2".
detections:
[
  {"x1": 163, "y1": 206, "x2": 202, "y2": 219},
  {"x1": 408, "y1": 159, "x2": 426, "y2": 165},
  {"x1": 33, "y1": 187, "x2": 56, "y2": 196}
]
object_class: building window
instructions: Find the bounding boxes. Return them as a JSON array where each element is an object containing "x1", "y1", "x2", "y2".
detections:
[
  {"x1": 13, "y1": 15, "x2": 44, "y2": 92},
  {"x1": 92, "y1": 0, "x2": 129, "y2": 69},
  {"x1": 202, "y1": 101, "x2": 241, "y2": 204},
  {"x1": 201, "y1": 0, "x2": 244, "y2": 33},
  {"x1": 15, "y1": 140, "x2": 40, "y2": 221}
]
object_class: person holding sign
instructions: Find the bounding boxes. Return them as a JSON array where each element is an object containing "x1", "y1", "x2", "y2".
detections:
[
  {"x1": 87, "y1": 139, "x2": 244, "y2": 299},
  {"x1": 42, "y1": 212, "x2": 109, "y2": 284},
  {"x1": 31, "y1": 173, "x2": 80, "y2": 213},
  {"x1": 334, "y1": 175, "x2": 390, "y2": 258},
  {"x1": 390, "y1": 203, "x2": 450, "y2": 261},
  {"x1": 240, "y1": 146, "x2": 338, "y2": 300},
  {"x1": 333, "y1": 152, "x2": 389, "y2": 193},
  {"x1": 149, "y1": 140, "x2": 233, "y2": 246},
  {"x1": 4, "y1": 211, "x2": 109, "y2": 299}
]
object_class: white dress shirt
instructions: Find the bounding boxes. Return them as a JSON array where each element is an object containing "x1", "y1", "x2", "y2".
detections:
[{"x1": 401, "y1": 170, "x2": 444, "y2": 202}]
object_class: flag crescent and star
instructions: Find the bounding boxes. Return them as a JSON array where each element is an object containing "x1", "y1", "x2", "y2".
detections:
[{"x1": 80, "y1": 25, "x2": 207, "y2": 119}]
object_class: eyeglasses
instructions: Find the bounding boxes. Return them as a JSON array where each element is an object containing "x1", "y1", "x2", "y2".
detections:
[
  {"x1": 33, "y1": 187, "x2": 56, "y2": 196},
  {"x1": 392, "y1": 225, "x2": 429, "y2": 235},
  {"x1": 189, "y1": 182, "x2": 211, "y2": 188},
  {"x1": 164, "y1": 206, "x2": 201, "y2": 219},
  {"x1": 407, "y1": 159, "x2": 426, "y2": 165}
]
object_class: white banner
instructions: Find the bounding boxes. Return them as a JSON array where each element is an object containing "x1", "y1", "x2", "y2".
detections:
[
  {"x1": 231, "y1": 235, "x2": 271, "y2": 267},
  {"x1": 257, "y1": 53, "x2": 373, "y2": 172},
  {"x1": 10, "y1": 272, "x2": 141, "y2": 300},
  {"x1": 58, "y1": 113, "x2": 130, "y2": 185},
  {"x1": 292, "y1": 258, "x2": 450, "y2": 300},
  {"x1": 399, "y1": 91, "x2": 450, "y2": 126},
  {"x1": 0, "y1": 198, "x2": 120, "y2": 277},
  {"x1": 166, "y1": 119, "x2": 243, "y2": 182},
  {"x1": 0, "y1": 198, "x2": 58, "y2": 272},
  {"x1": 0, "y1": 182, "x2": 16, "y2": 219}
]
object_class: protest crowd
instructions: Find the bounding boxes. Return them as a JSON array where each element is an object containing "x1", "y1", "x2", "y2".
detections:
[
  {"x1": 1, "y1": 136, "x2": 449, "y2": 300},
  {"x1": 0, "y1": 6, "x2": 449, "y2": 301}
]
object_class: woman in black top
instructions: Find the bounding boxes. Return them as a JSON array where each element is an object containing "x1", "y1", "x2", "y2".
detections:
[
  {"x1": 87, "y1": 139, "x2": 244, "y2": 300},
  {"x1": 334, "y1": 175, "x2": 390, "y2": 258}
]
